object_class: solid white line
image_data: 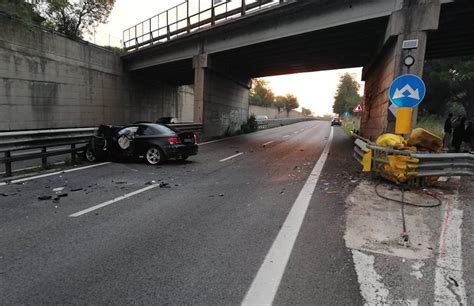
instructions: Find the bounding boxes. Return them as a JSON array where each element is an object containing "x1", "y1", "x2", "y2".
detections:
[
  {"x1": 434, "y1": 195, "x2": 466, "y2": 305},
  {"x1": 69, "y1": 184, "x2": 159, "y2": 218},
  {"x1": 198, "y1": 138, "x2": 233, "y2": 146},
  {"x1": 8, "y1": 162, "x2": 111, "y2": 184},
  {"x1": 262, "y1": 141, "x2": 274, "y2": 147},
  {"x1": 219, "y1": 152, "x2": 243, "y2": 162},
  {"x1": 63, "y1": 162, "x2": 111, "y2": 173},
  {"x1": 242, "y1": 127, "x2": 334, "y2": 305}
]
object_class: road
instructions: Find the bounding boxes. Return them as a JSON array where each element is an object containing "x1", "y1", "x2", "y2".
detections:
[{"x1": 0, "y1": 121, "x2": 363, "y2": 304}]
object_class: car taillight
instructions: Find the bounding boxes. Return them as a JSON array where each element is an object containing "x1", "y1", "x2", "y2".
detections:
[{"x1": 168, "y1": 137, "x2": 182, "y2": 145}]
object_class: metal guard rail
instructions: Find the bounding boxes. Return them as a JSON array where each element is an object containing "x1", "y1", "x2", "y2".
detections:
[
  {"x1": 257, "y1": 117, "x2": 313, "y2": 129},
  {"x1": 123, "y1": 0, "x2": 284, "y2": 51},
  {"x1": 0, "y1": 124, "x2": 203, "y2": 178},
  {"x1": 353, "y1": 138, "x2": 474, "y2": 179}
]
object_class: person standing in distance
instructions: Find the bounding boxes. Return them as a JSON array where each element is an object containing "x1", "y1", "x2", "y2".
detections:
[{"x1": 443, "y1": 113, "x2": 453, "y2": 150}]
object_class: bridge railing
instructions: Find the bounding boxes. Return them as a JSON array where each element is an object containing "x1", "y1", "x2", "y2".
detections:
[{"x1": 123, "y1": 0, "x2": 286, "y2": 52}]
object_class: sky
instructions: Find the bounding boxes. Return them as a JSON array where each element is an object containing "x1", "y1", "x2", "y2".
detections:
[{"x1": 93, "y1": 0, "x2": 365, "y2": 116}]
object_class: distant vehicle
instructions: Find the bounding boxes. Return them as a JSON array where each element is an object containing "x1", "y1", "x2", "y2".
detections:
[
  {"x1": 331, "y1": 117, "x2": 342, "y2": 126},
  {"x1": 85, "y1": 123, "x2": 198, "y2": 165},
  {"x1": 255, "y1": 115, "x2": 269, "y2": 121}
]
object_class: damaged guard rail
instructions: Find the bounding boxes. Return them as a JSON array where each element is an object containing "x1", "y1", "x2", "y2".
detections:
[
  {"x1": 0, "y1": 124, "x2": 203, "y2": 178},
  {"x1": 354, "y1": 137, "x2": 474, "y2": 183}
]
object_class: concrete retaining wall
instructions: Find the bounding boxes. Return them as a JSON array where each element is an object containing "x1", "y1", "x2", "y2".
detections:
[
  {"x1": 0, "y1": 14, "x2": 181, "y2": 131},
  {"x1": 203, "y1": 71, "x2": 249, "y2": 137},
  {"x1": 249, "y1": 105, "x2": 303, "y2": 119}
]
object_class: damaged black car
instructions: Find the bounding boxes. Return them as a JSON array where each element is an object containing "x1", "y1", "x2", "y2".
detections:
[{"x1": 85, "y1": 123, "x2": 198, "y2": 165}]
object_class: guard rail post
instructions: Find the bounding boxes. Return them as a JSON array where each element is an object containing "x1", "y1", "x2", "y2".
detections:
[
  {"x1": 4, "y1": 151, "x2": 12, "y2": 177},
  {"x1": 71, "y1": 144, "x2": 76, "y2": 164},
  {"x1": 41, "y1": 148, "x2": 48, "y2": 169}
]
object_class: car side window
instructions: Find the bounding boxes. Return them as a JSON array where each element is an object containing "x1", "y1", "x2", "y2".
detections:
[
  {"x1": 139, "y1": 126, "x2": 155, "y2": 136},
  {"x1": 117, "y1": 126, "x2": 138, "y2": 136}
]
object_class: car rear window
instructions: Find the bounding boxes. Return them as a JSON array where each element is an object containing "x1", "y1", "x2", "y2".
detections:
[{"x1": 145, "y1": 124, "x2": 176, "y2": 135}]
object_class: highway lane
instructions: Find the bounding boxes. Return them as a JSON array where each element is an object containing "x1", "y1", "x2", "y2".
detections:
[{"x1": 0, "y1": 121, "x2": 362, "y2": 304}]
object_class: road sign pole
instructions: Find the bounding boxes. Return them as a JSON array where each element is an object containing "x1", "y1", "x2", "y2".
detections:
[{"x1": 395, "y1": 107, "x2": 413, "y2": 135}]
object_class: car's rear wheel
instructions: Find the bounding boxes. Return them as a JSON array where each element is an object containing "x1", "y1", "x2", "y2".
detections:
[
  {"x1": 85, "y1": 145, "x2": 97, "y2": 162},
  {"x1": 145, "y1": 147, "x2": 164, "y2": 165}
]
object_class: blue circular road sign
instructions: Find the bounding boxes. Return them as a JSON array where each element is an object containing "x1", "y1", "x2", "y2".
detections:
[{"x1": 388, "y1": 74, "x2": 426, "y2": 108}]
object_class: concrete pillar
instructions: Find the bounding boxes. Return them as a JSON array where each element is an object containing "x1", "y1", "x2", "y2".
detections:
[
  {"x1": 193, "y1": 54, "x2": 208, "y2": 124},
  {"x1": 193, "y1": 53, "x2": 251, "y2": 139},
  {"x1": 361, "y1": 0, "x2": 441, "y2": 140}
]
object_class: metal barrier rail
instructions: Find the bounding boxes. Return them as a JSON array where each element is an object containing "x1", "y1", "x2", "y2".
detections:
[
  {"x1": 123, "y1": 0, "x2": 285, "y2": 51},
  {"x1": 353, "y1": 138, "x2": 474, "y2": 181},
  {"x1": 257, "y1": 117, "x2": 313, "y2": 130},
  {"x1": 0, "y1": 124, "x2": 203, "y2": 178}
]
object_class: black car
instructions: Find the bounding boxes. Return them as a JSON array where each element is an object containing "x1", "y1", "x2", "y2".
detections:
[
  {"x1": 331, "y1": 118, "x2": 342, "y2": 126},
  {"x1": 85, "y1": 123, "x2": 198, "y2": 165}
]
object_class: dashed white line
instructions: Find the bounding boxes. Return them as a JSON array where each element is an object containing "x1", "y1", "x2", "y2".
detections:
[
  {"x1": 7, "y1": 162, "x2": 111, "y2": 184},
  {"x1": 293, "y1": 131, "x2": 299, "y2": 134},
  {"x1": 69, "y1": 184, "x2": 159, "y2": 218},
  {"x1": 242, "y1": 127, "x2": 334, "y2": 305},
  {"x1": 219, "y1": 152, "x2": 243, "y2": 162},
  {"x1": 0, "y1": 182, "x2": 6, "y2": 186},
  {"x1": 262, "y1": 141, "x2": 274, "y2": 147},
  {"x1": 283, "y1": 135, "x2": 290, "y2": 138}
]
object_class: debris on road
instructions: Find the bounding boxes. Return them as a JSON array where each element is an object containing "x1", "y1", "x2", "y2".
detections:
[
  {"x1": 70, "y1": 188, "x2": 83, "y2": 192},
  {"x1": 219, "y1": 193, "x2": 224, "y2": 197},
  {"x1": 159, "y1": 182, "x2": 171, "y2": 188},
  {"x1": 114, "y1": 181, "x2": 128, "y2": 185},
  {"x1": 1, "y1": 193, "x2": 8, "y2": 197},
  {"x1": 52, "y1": 187, "x2": 65, "y2": 193},
  {"x1": 145, "y1": 180, "x2": 156, "y2": 185},
  {"x1": 57, "y1": 193, "x2": 68, "y2": 198},
  {"x1": 38, "y1": 195, "x2": 52, "y2": 201}
]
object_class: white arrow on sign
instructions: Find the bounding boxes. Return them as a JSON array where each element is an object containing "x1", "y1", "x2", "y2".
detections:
[{"x1": 392, "y1": 84, "x2": 420, "y2": 100}]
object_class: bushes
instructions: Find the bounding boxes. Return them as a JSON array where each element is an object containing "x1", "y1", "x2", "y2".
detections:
[{"x1": 240, "y1": 115, "x2": 258, "y2": 134}]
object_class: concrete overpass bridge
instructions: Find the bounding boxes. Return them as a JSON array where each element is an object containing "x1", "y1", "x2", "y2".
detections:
[{"x1": 122, "y1": 0, "x2": 474, "y2": 139}]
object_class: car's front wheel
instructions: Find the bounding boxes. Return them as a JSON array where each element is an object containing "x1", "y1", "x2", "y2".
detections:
[{"x1": 145, "y1": 147, "x2": 165, "y2": 165}]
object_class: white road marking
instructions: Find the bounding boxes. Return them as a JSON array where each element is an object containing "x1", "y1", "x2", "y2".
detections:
[
  {"x1": 351, "y1": 250, "x2": 390, "y2": 304},
  {"x1": 0, "y1": 182, "x2": 6, "y2": 186},
  {"x1": 199, "y1": 137, "x2": 234, "y2": 146},
  {"x1": 219, "y1": 152, "x2": 243, "y2": 162},
  {"x1": 6, "y1": 162, "x2": 111, "y2": 184},
  {"x1": 242, "y1": 127, "x2": 334, "y2": 305},
  {"x1": 434, "y1": 195, "x2": 466, "y2": 305},
  {"x1": 69, "y1": 184, "x2": 159, "y2": 218},
  {"x1": 293, "y1": 131, "x2": 299, "y2": 134},
  {"x1": 283, "y1": 135, "x2": 290, "y2": 138},
  {"x1": 262, "y1": 141, "x2": 274, "y2": 147}
]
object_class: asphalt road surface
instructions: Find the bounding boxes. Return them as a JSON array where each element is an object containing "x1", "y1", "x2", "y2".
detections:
[{"x1": 1, "y1": 121, "x2": 363, "y2": 304}]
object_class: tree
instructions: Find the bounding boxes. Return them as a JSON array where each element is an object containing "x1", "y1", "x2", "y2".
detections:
[
  {"x1": 35, "y1": 0, "x2": 115, "y2": 39},
  {"x1": 275, "y1": 94, "x2": 299, "y2": 112},
  {"x1": 421, "y1": 56, "x2": 474, "y2": 119},
  {"x1": 301, "y1": 107, "x2": 312, "y2": 117},
  {"x1": 332, "y1": 73, "x2": 361, "y2": 115},
  {"x1": 0, "y1": 0, "x2": 44, "y2": 24},
  {"x1": 283, "y1": 93, "x2": 299, "y2": 111},
  {"x1": 249, "y1": 78, "x2": 275, "y2": 107}
]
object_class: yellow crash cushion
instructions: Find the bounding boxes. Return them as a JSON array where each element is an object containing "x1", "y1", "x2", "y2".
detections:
[
  {"x1": 376, "y1": 133, "x2": 407, "y2": 149},
  {"x1": 407, "y1": 128, "x2": 443, "y2": 152}
]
